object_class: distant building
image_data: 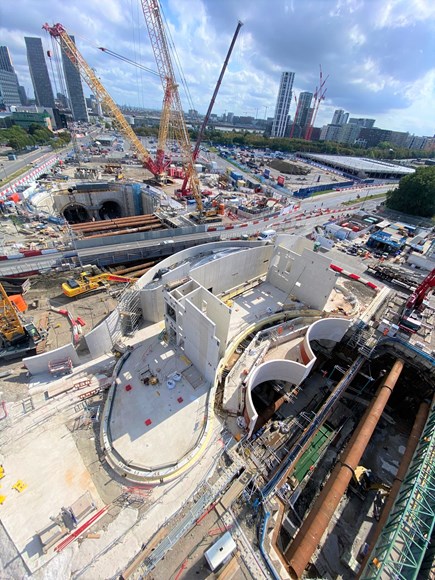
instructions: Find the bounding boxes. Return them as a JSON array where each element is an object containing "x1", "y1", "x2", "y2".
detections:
[
  {"x1": 406, "y1": 135, "x2": 428, "y2": 150},
  {"x1": 0, "y1": 46, "x2": 14, "y2": 73},
  {"x1": 18, "y1": 85, "x2": 27, "y2": 106},
  {"x1": 292, "y1": 91, "x2": 313, "y2": 138},
  {"x1": 11, "y1": 110, "x2": 52, "y2": 130},
  {"x1": 309, "y1": 127, "x2": 322, "y2": 141},
  {"x1": 336, "y1": 123, "x2": 361, "y2": 145},
  {"x1": 271, "y1": 71, "x2": 295, "y2": 138},
  {"x1": 12, "y1": 105, "x2": 59, "y2": 130},
  {"x1": 57, "y1": 92, "x2": 69, "y2": 109},
  {"x1": 25, "y1": 37, "x2": 55, "y2": 109},
  {"x1": 349, "y1": 117, "x2": 375, "y2": 129},
  {"x1": 60, "y1": 35, "x2": 89, "y2": 122},
  {"x1": 389, "y1": 131, "x2": 409, "y2": 148},
  {"x1": 331, "y1": 109, "x2": 349, "y2": 126},
  {"x1": 0, "y1": 45, "x2": 22, "y2": 108},
  {"x1": 0, "y1": 70, "x2": 22, "y2": 107},
  {"x1": 319, "y1": 124, "x2": 341, "y2": 142},
  {"x1": 358, "y1": 127, "x2": 391, "y2": 148}
]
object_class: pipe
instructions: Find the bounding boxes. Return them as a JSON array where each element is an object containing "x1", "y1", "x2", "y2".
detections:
[
  {"x1": 285, "y1": 359, "x2": 404, "y2": 579},
  {"x1": 258, "y1": 510, "x2": 281, "y2": 580},
  {"x1": 356, "y1": 397, "x2": 431, "y2": 577}
]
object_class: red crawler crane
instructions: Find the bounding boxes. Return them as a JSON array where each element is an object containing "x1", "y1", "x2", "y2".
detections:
[{"x1": 304, "y1": 65, "x2": 329, "y2": 141}]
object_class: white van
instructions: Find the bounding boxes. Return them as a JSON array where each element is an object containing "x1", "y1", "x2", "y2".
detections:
[{"x1": 257, "y1": 229, "x2": 276, "y2": 241}]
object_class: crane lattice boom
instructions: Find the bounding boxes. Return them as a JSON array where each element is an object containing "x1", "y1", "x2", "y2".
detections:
[
  {"x1": 140, "y1": 0, "x2": 202, "y2": 212},
  {"x1": 42, "y1": 23, "x2": 165, "y2": 177}
]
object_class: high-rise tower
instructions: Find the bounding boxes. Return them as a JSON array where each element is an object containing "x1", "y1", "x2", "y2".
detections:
[
  {"x1": 25, "y1": 37, "x2": 55, "y2": 108},
  {"x1": 331, "y1": 109, "x2": 349, "y2": 126},
  {"x1": 61, "y1": 35, "x2": 89, "y2": 122},
  {"x1": 0, "y1": 46, "x2": 15, "y2": 74},
  {"x1": 271, "y1": 71, "x2": 295, "y2": 138},
  {"x1": 293, "y1": 91, "x2": 313, "y2": 138},
  {"x1": 0, "y1": 46, "x2": 22, "y2": 107}
]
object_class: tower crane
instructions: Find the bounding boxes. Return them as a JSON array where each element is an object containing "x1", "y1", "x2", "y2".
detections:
[
  {"x1": 140, "y1": 0, "x2": 203, "y2": 213},
  {"x1": 43, "y1": 23, "x2": 163, "y2": 179},
  {"x1": 305, "y1": 65, "x2": 329, "y2": 141}
]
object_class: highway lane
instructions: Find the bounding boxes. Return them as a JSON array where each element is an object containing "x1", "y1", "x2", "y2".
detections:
[{"x1": 0, "y1": 147, "x2": 53, "y2": 182}]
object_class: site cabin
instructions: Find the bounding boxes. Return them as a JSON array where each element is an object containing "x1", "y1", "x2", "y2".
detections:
[
  {"x1": 204, "y1": 531, "x2": 237, "y2": 572},
  {"x1": 257, "y1": 229, "x2": 277, "y2": 241}
]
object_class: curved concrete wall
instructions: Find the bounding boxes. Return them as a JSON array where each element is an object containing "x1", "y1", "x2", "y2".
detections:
[
  {"x1": 139, "y1": 241, "x2": 272, "y2": 323},
  {"x1": 245, "y1": 317, "x2": 351, "y2": 436},
  {"x1": 301, "y1": 317, "x2": 350, "y2": 365},
  {"x1": 245, "y1": 359, "x2": 307, "y2": 435}
]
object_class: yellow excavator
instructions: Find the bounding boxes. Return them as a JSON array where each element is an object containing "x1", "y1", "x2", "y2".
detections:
[
  {"x1": 62, "y1": 271, "x2": 135, "y2": 298},
  {"x1": 0, "y1": 283, "x2": 44, "y2": 357}
]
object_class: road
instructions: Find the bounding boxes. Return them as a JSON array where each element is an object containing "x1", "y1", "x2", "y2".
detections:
[
  {"x1": 0, "y1": 183, "x2": 387, "y2": 276},
  {"x1": 0, "y1": 147, "x2": 54, "y2": 183}
]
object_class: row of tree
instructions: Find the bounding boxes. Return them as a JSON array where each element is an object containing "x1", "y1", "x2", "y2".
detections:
[
  {"x1": 134, "y1": 126, "x2": 433, "y2": 160},
  {"x1": 0, "y1": 125, "x2": 71, "y2": 152},
  {"x1": 386, "y1": 167, "x2": 435, "y2": 218}
]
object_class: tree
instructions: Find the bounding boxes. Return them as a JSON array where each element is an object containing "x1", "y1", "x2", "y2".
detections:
[{"x1": 386, "y1": 166, "x2": 435, "y2": 218}]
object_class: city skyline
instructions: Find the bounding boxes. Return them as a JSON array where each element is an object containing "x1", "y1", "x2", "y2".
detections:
[{"x1": 0, "y1": 0, "x2": 434, "y2": 135}]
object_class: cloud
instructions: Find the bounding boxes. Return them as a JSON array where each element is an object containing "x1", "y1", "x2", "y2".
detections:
[{"x1": 1, "y1": 0, "x2": 434, "y2": 134}]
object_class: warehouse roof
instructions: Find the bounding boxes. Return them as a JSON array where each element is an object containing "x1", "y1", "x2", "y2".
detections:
[{"x1": 300, "y1": 154, "x2": 415, "y2": 177}]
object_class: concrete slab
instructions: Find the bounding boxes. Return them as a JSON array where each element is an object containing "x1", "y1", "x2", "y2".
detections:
[
  {"x1": 0, "y1": 423, "x2": 102, "y2": 573},
  {"x1": 109, "y1": 333, "x2": 209, "y2": 469},
  {"x1": 228, "y1": 282, "x2": 288, "y2": 341}
]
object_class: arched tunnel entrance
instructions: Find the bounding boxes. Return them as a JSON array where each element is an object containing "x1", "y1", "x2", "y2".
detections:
[
  {"x1": 63, "y1": 204, "x2": 90, "y2": 224},
  {"x1": 99, "y1": 200, "x2": 122, "y2": 220}
]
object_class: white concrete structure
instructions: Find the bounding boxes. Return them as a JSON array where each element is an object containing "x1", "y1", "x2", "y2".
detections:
[{"x1": 243, "y1": 317, "x2": 350, "y2": 436}]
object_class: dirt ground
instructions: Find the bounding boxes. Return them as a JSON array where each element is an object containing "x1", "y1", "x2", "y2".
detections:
[{"x1": 0, "y1": 271, "x2": 118, "y2": 403}]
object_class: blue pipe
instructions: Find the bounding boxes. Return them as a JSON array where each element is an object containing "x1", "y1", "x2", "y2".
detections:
[{"x1": 258, "y1": 510, "x2": 281, "y2": 580}]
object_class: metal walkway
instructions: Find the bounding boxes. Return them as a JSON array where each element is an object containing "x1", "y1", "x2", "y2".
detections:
[
  {"x1": 261, "y1": 354, "x2": 366, "y2": 500},
  {"x1": 139, "y1": 453, "x2": 244, "y2": 575},
  {"x1": 361, "y1": 395, "x2": 435, "y2": 580}
]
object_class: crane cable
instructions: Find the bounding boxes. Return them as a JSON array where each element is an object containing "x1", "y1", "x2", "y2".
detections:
[{"x1": 158, "y1": 0, "x2": 196, "y2": 114}]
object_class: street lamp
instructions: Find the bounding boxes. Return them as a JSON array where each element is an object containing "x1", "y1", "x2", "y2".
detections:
[{"x1": 0, "y1": 164, "x2": 8, "y2": 183}]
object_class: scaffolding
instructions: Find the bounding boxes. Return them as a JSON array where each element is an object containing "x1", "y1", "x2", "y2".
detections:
[{"x1": 361, "y1": 396, "x2": 435, "y2": 580}]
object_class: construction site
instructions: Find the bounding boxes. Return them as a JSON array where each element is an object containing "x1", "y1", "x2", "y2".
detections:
[{"x1": 0, "y1": 2, "x2": 434, "y2": 579}]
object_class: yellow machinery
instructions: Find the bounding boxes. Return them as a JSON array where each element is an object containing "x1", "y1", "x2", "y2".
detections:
[
  {"x1": 0, "y1": 282, "x2": 25, "y2": 345},
  {"x1": 0, "y1": 283, "x2": 43, "y2": 350},
  {"x1": 353, "y1": 465, "x2": 391, "y2": 493},
  {"x1": 62, "y1": 272, "x2": 134, "y2": 298}
]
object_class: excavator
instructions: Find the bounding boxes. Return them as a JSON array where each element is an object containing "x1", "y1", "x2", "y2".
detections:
[{"x1": 62, "y1": 270, "x2": 135, "y2": 298}]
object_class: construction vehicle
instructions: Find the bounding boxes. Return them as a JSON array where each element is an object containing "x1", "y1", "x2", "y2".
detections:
[
  {"x1": 0, "y1": 283, "x2": 45, "y2": 360},
  {"x1": 62, "y1": 271, "x2": 135, "y2": 298},
  {"x1": 399, "y1": 267, "x2": 435, "y2": 333},
  {"x1": 353, "y1": 466, "x2": 391, "y2": 494}
]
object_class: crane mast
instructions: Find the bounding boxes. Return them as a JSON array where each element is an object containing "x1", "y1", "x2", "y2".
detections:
[
  {"x1": 42, "y1": 23, "x2": 163, "y2": 177},
  {"x1": 180, "y1": 20, "x2": 243, "y2": 195},
  {"x1": 140, "y1": 0, "x2": 202, "y2": 212}
]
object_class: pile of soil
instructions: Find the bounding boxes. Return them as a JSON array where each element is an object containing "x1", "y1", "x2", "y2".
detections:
[{"x1": 269, "y1": 159, "x2": 310, "y2": 175}]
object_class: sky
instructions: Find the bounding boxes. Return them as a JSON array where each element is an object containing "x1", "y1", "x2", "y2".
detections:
[{"x1": 1, "y1": 0, "x2": 434, "y2": 136}]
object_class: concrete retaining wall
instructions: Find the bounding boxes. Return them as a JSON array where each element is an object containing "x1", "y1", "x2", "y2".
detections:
[{"x1": 23, "y1": 343, "x2": 80, "y2": 375}]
